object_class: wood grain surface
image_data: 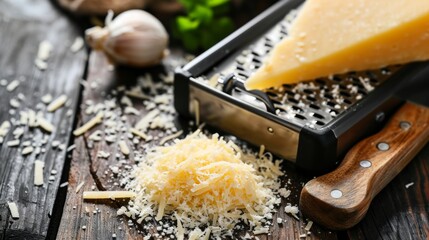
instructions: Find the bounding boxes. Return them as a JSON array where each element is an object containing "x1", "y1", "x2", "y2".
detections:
[
  {"x1": 0, "y1": 1, "x2": 87, "y2": 239},
  {"x1": 56, "y1": 51, "x2": 337, "y2": 240}
]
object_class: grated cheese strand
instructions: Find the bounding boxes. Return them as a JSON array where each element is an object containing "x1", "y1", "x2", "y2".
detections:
[
  {"x1": 130, "y1": 128, "x2": 150, "y2": 141},
  {"x1": 159, "y1": 130, "x2": 183, "y2": 145},
  {"x1": 34, "y1": 160, "x2": 44, "y2": 186},
  {"x1": 47, "y1": 95, "x2": 67, "y2": 112},
  {"x1": 83, "y1": 191, "x2": 136, "y2": 200},
  {"x1": 7, "y1": 202, "x2": 19, "y2": 219},
  {"x1": 119, "y1": 141, "x2": 130, "y2": 156},
  {"x1": 76, "y1": 181, "x2": 85, "y2": 193},
  {"x1": 135, "y1": 109, "x2": 159, "y2": 131},
  {"x1": 73, "y1": 112, "x2": 104, "y2": 136},
  {"x1": 6, "y1": 80, "x2": 20, "y2": 92},
  {"x1": 37, "y1": 117, "x2": 55, "y2": 133},
  {"x1": 305, "y1": 221, "x2": 313, "y2": 231}
]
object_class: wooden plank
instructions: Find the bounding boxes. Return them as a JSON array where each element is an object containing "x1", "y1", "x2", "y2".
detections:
[
  {"x1": 0, "y1": 2, "x2": 87, "y2": 239},
  {"x1": 57, "y1": 50, "x2": 337, "y2": 239},
  {"x1": 347, "y1": 144, "x2": 429, "y2": 240}
]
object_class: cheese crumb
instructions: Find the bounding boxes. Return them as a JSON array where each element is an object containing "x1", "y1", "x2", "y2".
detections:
[
  {"x1": 119, "y1": 141, "x2": 130, "y2": 156},
  {"x1": 47, "y1": 95, "x2": 67, "y2": 112},
  {"x1": 41, "y1": 94, "x2": 53, "y2": 104},
  {"x1": 83, "y1": 191, "x2": 136, "y2": 200},
  {"x1": 34, "y1": 160, "x2": 44, "y2": 186},
  {"x1": 159, "y1": 130, "x2": 183, "y2": 145},
  {"x1": 76, "y1": 181, "x2": 85, "y2": 193},
  {"x1": 7, "y1": 202, "x2": 19, "y2": 219},
  {"x1": 304, "y1": 221, "x2": 313, "y2": 231},
  {"x1": 22, "y1": 146, "x2": 34, "y2": 155},
  {"x1": 6, "y1": 80, "x2": 20, "y2": 92},
  {"x1": 37, "y1": 117, "x2": 55, "y2": 133},
  {"x1": 70, "y1": 37, "x2": 84, "y2": 53},
  {"x1": 73, "y1": 112, "x2": 104, "y2": 136}
]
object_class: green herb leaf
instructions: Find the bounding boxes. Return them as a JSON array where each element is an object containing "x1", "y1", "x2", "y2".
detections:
[
  {"x1": 189, "y1": 5, "x2": 213, "y2": 24},
  {"x1": 205, "y1": 0, "x2": 229, "y2": 7},
  {"x1": 176, "y1": 16, "x2": 200, "y2": 32}
]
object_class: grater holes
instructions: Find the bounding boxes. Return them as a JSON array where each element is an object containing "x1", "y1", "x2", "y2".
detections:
[
  {"x1": 294, "y1": 114, "x2": 306, "y2": 120},
  {"x1": 324, "y1": 93, "x2": 334, "y2": 100},
  {"x1": 310, "y1": 112, "x2": 325, "y2": 120},
  {"x1": 303, "y1": 89, "x2": 314, "y2": 94},
  {"x1": 343, "y1": 99, "x2": 352, "y2": 105},
  {"x1": 292, "y1": 106, "x2": 304, "y2": 113},
  {"x1": 288, "y1": 97, "x2": 299, "y2": 104},
  {"x1": 315, "y1": 79, "x2": 326, "y2": 85},
  {"x1": 306, "y1": 95, "x2": 317, "y2": 102},
  {"x1": 315, "y1": 120, "x2": 325, "y2": 126},
  {"x1": 309, "y1": 103, "x2": 320, "y2": 110},
  {"x1": 357, "y1": 89, "x2": 367, "y2": 95},
  {"x1": 339, "y1": 91, "x2": 352, "y2": 98}
]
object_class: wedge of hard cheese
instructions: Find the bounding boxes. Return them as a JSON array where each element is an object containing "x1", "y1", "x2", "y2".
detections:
[{"x1": 245, "y1": 0, "x2": 429, "y2": 90}]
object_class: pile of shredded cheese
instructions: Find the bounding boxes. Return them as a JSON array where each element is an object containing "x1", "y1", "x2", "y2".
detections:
[{"x1": 120, "y1": 130, "x2": 284, "y2": 238}]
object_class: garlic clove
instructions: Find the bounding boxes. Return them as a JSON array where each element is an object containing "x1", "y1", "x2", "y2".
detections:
[{"x1": 85, "y1": 10, "x2": 169, "y2": 67}]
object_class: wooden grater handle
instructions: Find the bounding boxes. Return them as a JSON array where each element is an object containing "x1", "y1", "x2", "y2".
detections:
[{"x1": 299, "y1": 102, "x2": 429, "y2": 230}]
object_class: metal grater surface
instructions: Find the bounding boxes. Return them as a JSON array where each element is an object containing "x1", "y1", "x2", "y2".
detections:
[{"x1": 192, "y1": 9, "x2": 397, "y2": 130}]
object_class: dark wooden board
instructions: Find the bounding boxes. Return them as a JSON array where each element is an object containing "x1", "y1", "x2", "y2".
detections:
[
  {"x1": 347, "y1": 144, "x2": 429, "y2": 240},
  {"x1": 57, "y1": 51, "x2": 337, "y2": 240},
  {"x1": 0, "y1": 1, "x2": 87, "y2": 239}
]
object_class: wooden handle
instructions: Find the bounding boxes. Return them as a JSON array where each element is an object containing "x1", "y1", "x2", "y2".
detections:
[{"x1": 300, "y1": 102, "x2": 429, "y2": 230}]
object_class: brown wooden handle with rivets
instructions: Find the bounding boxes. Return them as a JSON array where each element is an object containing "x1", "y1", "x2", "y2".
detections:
[{"x1": 300, "y1": 102, "x2": 429, "y2": 230}]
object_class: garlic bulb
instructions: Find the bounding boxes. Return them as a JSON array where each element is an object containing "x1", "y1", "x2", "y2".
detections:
[{"x1": 85, "y1": 10, "x2": 169, "y2": 67}]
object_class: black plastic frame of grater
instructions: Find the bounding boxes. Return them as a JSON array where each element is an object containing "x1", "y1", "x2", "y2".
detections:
[{"x1": 173, "y1": 0, "x2": 429, "y2": 174}]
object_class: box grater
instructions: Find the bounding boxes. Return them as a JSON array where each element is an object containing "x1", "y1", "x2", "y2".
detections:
[{"x1": 174, "y1": 0, "x2": 429, "y2": 174}]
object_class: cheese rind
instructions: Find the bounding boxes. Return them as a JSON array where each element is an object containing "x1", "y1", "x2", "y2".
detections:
[{"x1": 245, "y1": 0, "x2": 429, "y2": 89}]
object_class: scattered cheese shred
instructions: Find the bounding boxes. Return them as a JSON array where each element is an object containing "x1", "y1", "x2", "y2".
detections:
[
  {"x1": 37, "y1": 40, "x2": 52, "y2": 61},
  {"x1": 135, "y1": 109, "x2": 159, "y2": 131},
  {"x1": 37, "y1": 117, "x2": 55, "y2": 133},
  {"x1": 6, "y1": 80, "x2": 20, "y2": 92},
  {"x1": 41, "y1": 94, "x2": 53, "y2": 104},
  {"x1": 159, "y1": 130, "x2": 183, "y2": 145},
  {"x1": 7, "y1": 140, "x2": 20, "y2": 147},
  {"x1": 304, "y1": 221, "x2": 313, "y2": 231},
  {"x1": 83, "y1": 191, "x2": 136, "y2": 200},
  {"x1": 28, "y1": 110, "x2": 37, "y2": 127},
  {"x1": 73, "y1": 112, "x2": 104, "y2": 136},
  {"x1": 47, "y1": 95, "x2": 67, "y2": 112},
  {"x1": 122, "y1": 130, "x2": 283, "y2": 237},
  {"x1": 70, "y1": 37, "x2": 84, "y2": 53},
  {"x1": 34, "y1": 160, "x2": 44, "y2": 186},
  {"x1": 76, "y1": 181, "x2": 85, "y2": 193},
  {"x1": 119, "y1": 141, "x2": 130, "y2": 156},
  {"x1": 7, "y1": 202, "x2": 19, "y2": 219},
  {"x1": 130, "y1": 128, "x2": 149, "y2": 141},
  {"x1": 22, "y1": 146, "x2": 34, "y2": 156},
  {"x1": 192, "y1": 99, "x2": 200, "y2": 126}
]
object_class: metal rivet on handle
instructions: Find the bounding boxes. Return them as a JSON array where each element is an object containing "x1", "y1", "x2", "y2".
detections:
[
  {"x1": 267, "y1": 127, "x2": 274, "y2": 134},
  {"x1": 377, "y1": 142, "x2": 390, "y2": 151},
  {"x1": 360, "y1": 160, "x2": 372, "y2": 168},
  {"x1": 400, "y1": 121, "x2": 411, "y2": 130},
  {"x1": 330, "y1": 189, "x2": 343, "y2": 199}
]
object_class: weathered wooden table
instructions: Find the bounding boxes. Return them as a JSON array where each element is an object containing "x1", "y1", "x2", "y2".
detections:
[{"x1": 1, "y1": 1, "x2": 428, "y2": 240}]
